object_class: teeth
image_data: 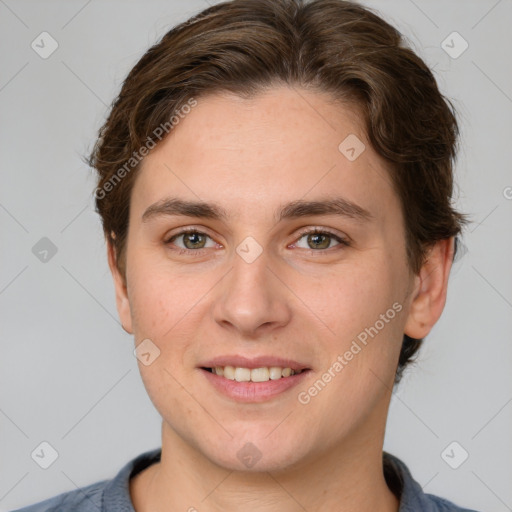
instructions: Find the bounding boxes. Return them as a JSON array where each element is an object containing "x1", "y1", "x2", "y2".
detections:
[
  {"x1": 234, "y1": 367, "x2": 251, "y2": 382},
  {"x1": 223, "y1": 365, "x2": 235, "y2": 380},
  {"x1": 281, "y1": 367, "x2": 292, "y2": 377},
  {"x1": 250, "y1": 367, "x2": 270, "y2": 382},
  {"x1": 269, "y1": 367, "x2": 283, "y2": 380},
  {"x1": 210, "y1": 366, "x2": 302, "y2": 382}
]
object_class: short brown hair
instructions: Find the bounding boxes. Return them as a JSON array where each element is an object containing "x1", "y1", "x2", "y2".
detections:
[{"x1": 86, "y1": 0, "x2": 468, "y2": 383}]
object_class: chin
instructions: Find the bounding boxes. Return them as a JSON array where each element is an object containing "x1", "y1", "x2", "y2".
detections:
[
  {"x1": 209, "y1": 446, "x2": 305, "y2": 473},
  {"x1": 196, "y1": 430, "x2": 312, "y2": 473}
]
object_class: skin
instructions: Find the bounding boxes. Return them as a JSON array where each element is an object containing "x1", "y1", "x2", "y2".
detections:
[{"x1": 107, "y1": 86, "x2": 454, "y2": 512}]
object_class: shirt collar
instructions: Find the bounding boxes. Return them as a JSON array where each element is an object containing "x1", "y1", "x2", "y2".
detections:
[
  {"x1": 102, "y1": 448, "x2": 433, "y2": 511},
  {"x1": 383, "y1": 451, "x2": 440, "y2": 511}
]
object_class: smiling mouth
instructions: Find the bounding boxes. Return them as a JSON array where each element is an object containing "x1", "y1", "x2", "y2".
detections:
[{"x1": 201, "y1": 366, "x2": 310, "y2": 383}]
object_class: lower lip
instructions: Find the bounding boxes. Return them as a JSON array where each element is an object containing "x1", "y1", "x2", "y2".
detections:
[{"x1": 200, "y1": 368, "x2": 311, "y2": 403}]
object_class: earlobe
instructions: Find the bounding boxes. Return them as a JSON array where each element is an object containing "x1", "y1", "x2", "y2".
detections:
[
  {"x1": 107, "y1": 238, "x2": 133, "y2": 334},
  {"x1": 403, "y1": 238, "x2": 455, "y2": 339}
]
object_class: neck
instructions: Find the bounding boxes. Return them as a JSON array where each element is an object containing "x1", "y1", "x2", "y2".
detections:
[{"x1": 130, "y1": 403, "x2": 400, "y2": 512}]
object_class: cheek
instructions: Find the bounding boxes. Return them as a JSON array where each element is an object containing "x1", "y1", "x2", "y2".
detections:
[
  {"x1": 309, "y1": 251, "x2": 405, "y2": 384},
  {"x1": 303, "y1": 261, "x2": 403, "y2": 428},
  {"x1": 127, "y1": 250, "x2": 207, "y2": 339},
  {"x1": 303, "y1": 257, "x2": 400, "y2": 341}
]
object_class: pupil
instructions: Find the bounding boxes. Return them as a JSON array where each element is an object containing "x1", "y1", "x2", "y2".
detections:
[
  {"x1": 309, "y1": 233, "x2": 329, "y2": 249},
  {"x1": 185, "y1": 232, "x2": 205, "y2": 249}
]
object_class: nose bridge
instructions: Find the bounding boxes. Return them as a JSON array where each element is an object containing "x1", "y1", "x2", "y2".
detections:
[{"x1": 212, "y1": 241, "x2": 291, "y2": 334}]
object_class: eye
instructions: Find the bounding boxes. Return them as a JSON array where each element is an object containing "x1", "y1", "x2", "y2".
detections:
[
  {"x1": 164, "y1": 227, "x2": 349, "y2": 256},
  {"x1": 165, "y1": 229, "x2": 218, "y2": 252},
  {"x1": 293, "y1": 228, "x2": 349, "y2": 251}
]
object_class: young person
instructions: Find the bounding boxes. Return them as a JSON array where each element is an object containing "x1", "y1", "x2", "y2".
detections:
[{"x1": 14, "y1": 0, "x2": 480, "y2": 510}]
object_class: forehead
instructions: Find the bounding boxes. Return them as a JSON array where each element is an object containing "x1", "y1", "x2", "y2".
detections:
[{"x1": 131, "y1": 86, "x2": 398, "y2": 228}]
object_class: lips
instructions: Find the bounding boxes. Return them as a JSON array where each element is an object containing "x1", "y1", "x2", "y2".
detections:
[{"x1": 198, "y1": 355, "x2": 311, "y2": 402}]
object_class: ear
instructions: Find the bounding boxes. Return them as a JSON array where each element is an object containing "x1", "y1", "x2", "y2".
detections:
[
  {"x1": 107, "y1": 237, "x2": 133, "y2": 334},
  {"x1": 403, "y1": 237, "x2": 455, "y2": 339}
]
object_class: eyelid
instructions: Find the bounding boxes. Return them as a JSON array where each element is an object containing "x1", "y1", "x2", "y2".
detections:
[
  {"x1": 293, "y1": 226, "x2": 349, "y2": 243},
  {"x1": 165, "y1": 225, "x2": 219, "y2": 242}
]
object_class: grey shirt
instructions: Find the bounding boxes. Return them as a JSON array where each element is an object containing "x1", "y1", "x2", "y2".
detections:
[{"x1": 12, "y1": 448, "x2": 480, "y2": 511}]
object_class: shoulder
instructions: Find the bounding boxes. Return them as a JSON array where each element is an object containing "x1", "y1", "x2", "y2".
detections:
[
  {"x1": 10, "y1": 448, "x2": 162, "y2": 512},
  {"x1": 383, "y1": 451, "x2": 482, "y2": 512},
  {"x1": 422, "y1": 492, "x2": 482, "y2": 512},
  {"x1": 10, "y1": 479, "x2": 106, "y2": 512}
]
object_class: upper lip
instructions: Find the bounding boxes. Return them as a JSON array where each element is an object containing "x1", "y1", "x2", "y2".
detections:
[{"x1": 199, "y1": 355, "x2": 310, "y2": 372}]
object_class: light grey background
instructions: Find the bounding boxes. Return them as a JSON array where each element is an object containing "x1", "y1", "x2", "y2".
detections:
[{"x1": 1, "y1": 1, "x2": 511, "y2": 510}]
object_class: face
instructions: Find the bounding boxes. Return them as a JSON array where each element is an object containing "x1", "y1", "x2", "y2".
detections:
[{"x1": 111, "y1": 86, "x2": 420, "y2": 472}]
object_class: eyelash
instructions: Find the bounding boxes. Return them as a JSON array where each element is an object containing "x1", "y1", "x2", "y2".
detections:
[{"x1": 164, "y1": 227, "x2": 350, "y2": 257}]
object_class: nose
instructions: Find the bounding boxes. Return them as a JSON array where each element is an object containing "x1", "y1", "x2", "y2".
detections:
[{"x1": 211, "y1": 247, "x2": 292, "y2": 338}]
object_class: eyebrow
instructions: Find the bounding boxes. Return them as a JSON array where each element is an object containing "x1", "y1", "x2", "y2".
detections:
[{"x1": 142, "y1": 196, "x2": 373, "y2": 224}]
